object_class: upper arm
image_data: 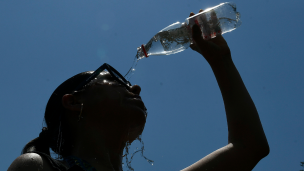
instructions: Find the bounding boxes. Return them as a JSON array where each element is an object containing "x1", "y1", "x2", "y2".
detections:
[
  {"x1": 181, "y1": 143, "x2": 268, "y2": 171},
  {"x1": 8, "y1": 153, "x2": 54, "y2": 171}
]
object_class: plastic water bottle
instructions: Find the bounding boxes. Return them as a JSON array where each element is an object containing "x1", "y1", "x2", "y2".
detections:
[{"x1": 137, "y1": 2, "x2": 241, "y2": 59}]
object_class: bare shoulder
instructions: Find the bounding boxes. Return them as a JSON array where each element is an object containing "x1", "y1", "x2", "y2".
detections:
[{"x1": 8, "y1": 153, "x2": 55, "y2": 171}]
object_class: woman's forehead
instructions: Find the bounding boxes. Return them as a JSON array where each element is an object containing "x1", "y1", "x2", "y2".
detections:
[
  {"x1": 85, "y1": 71, "x2": 113, "y2": 86},
  {"x1": 95, "y1": 71, "x2": 114, "y2": 81}
]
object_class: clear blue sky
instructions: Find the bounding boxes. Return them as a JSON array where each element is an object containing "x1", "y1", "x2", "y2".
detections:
[{"x1": 1, "y1": 0, "x2": 304, "y2": 170}]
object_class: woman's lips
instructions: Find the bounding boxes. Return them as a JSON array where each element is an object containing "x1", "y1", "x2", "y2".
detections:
[
  {"x1": 127, "y1": 95, "x2": 143, "y2": 102},
  {"x1": 130, "y1": 95, "x2": 141, "y2": 100}
]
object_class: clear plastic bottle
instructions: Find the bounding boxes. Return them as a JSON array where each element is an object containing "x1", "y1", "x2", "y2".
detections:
[{"x1": 137, "y1": 2, "x2": 241, "y2": 59}]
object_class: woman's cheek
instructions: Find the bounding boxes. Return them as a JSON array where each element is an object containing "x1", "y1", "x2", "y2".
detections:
[{"x1": 107, "y1": 89, "x2": 123, "y2": 101}]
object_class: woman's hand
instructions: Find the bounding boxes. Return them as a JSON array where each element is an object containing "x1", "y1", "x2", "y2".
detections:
[{"x1": 189, "y1": 10, "x2": 231, "y2": 64}]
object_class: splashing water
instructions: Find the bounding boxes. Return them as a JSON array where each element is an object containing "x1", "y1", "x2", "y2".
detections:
[
  {"x1": 124, "y1": 48, "x2": 144, "y2": 81},
  {"x1": 123, "y1": 135, "x2": 154, "y2": 171}
]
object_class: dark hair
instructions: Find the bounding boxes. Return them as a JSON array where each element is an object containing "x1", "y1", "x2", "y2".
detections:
[{"x1": 22, "y1": 71, "x2": 92, "y2": 158}]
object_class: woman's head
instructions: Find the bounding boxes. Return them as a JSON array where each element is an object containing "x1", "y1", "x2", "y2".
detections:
[
  {"x1": 62, "y1": 71, "x2": 147, "y2": 148},
  {"x1": 23, "y1": 66, "x2": 147, "y2": 159}
]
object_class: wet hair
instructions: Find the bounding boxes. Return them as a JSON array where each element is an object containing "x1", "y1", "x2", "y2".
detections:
[{"x1": 22, "y1": 71, "x2": 92, "y2": 158}]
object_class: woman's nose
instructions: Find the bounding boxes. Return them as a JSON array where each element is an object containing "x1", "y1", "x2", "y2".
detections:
[{"x1": 130, "y1": 85, "x2": 141, "y2": 95}]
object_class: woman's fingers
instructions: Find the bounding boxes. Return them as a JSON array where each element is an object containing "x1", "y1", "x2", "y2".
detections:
[
  {"x1": 189, "y1": 9, "x2": 205, "y2": 54},
  {"x1": 188, "y1": 9, "x2": 230, "y2": 59},
  {"x1": 189, "y1": 12, "x2": 195, "y2": 17},
  {"x1": 190, "y1": 9, "x2": 203, "y2": 17}
]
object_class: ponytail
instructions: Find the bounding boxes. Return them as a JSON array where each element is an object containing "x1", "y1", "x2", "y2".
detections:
[
  {"x1": 21, "y1": 72, "x2": 93, "y2": 158},
  {"x1": 22, "y1": 127, "x2": 51, "y2": 155}
]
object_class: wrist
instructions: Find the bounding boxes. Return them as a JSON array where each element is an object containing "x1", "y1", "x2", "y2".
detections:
[{"x1": 206, "y1": 53, "x2": 232, "y2": 68}]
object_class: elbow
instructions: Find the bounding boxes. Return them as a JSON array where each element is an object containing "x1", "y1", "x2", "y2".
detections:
[
  {"x1": 236, "y1": 141, "x2": 270, "y2": 161},
  {"x1": 259, "y1": 138, "x2": 270, "y2": 158},
  {"x1": 260, "y1": 144, "x2": 270, "y2": 158},
  {"x1": 247, "y1": 136, "x2": 270, "y2": 159},
  {"x1": 251, "y1": 143, "x2": 270, "y2": 160}
]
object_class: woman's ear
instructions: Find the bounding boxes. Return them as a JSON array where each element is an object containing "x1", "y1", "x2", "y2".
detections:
[{"x1": 62, "y1": 94, "x2": 82, "y2": 112}]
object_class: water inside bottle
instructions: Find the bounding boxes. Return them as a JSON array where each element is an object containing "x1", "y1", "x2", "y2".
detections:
[
  {"x1": 148, "y1": 27, "x2": 190, "y2": 55},
  {"x1": 124, "y1": 2, "x2": 241, "y2": 80},
  {"x1": 136, "y1": 26, "x2": 191, "y2": 60},
  {"x1": 124, "y1": 24, "x2": 191, "y2": 80}
]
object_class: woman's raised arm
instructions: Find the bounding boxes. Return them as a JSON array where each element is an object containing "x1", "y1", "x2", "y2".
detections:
[{"x1": 182, "y1": 12, "x2": 269, "y2": 171}]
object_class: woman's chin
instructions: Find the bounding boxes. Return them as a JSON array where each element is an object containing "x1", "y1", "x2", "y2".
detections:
[
  {"x1": 123, "y1": 104, "x2": 147, "y2": 124},
  {"x1": 127, "y1": 124, "x2": 145, "y2": 143}
]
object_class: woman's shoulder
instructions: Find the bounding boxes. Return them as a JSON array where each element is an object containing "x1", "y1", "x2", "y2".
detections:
[{"x1": 8, "y1": 153, "x2": 57, "y2": 171}]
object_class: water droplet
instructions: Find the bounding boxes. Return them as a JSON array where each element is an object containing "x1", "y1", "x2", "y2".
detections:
[{"x1": 124, "y1": 54, "x2": 141, "y2": 80}]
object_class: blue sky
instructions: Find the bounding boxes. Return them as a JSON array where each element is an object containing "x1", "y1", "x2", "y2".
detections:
[{"x1": 1, "y1": 0, "x2": 304, "y2": 170}]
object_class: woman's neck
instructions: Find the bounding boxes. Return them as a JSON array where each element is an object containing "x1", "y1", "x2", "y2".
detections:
[
  {"x1": 66, "y1": 108, "x2": 132, "y2": 171},
  {"x1": 69, "y1": 132, "x2": 126, "y2": 171}
]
